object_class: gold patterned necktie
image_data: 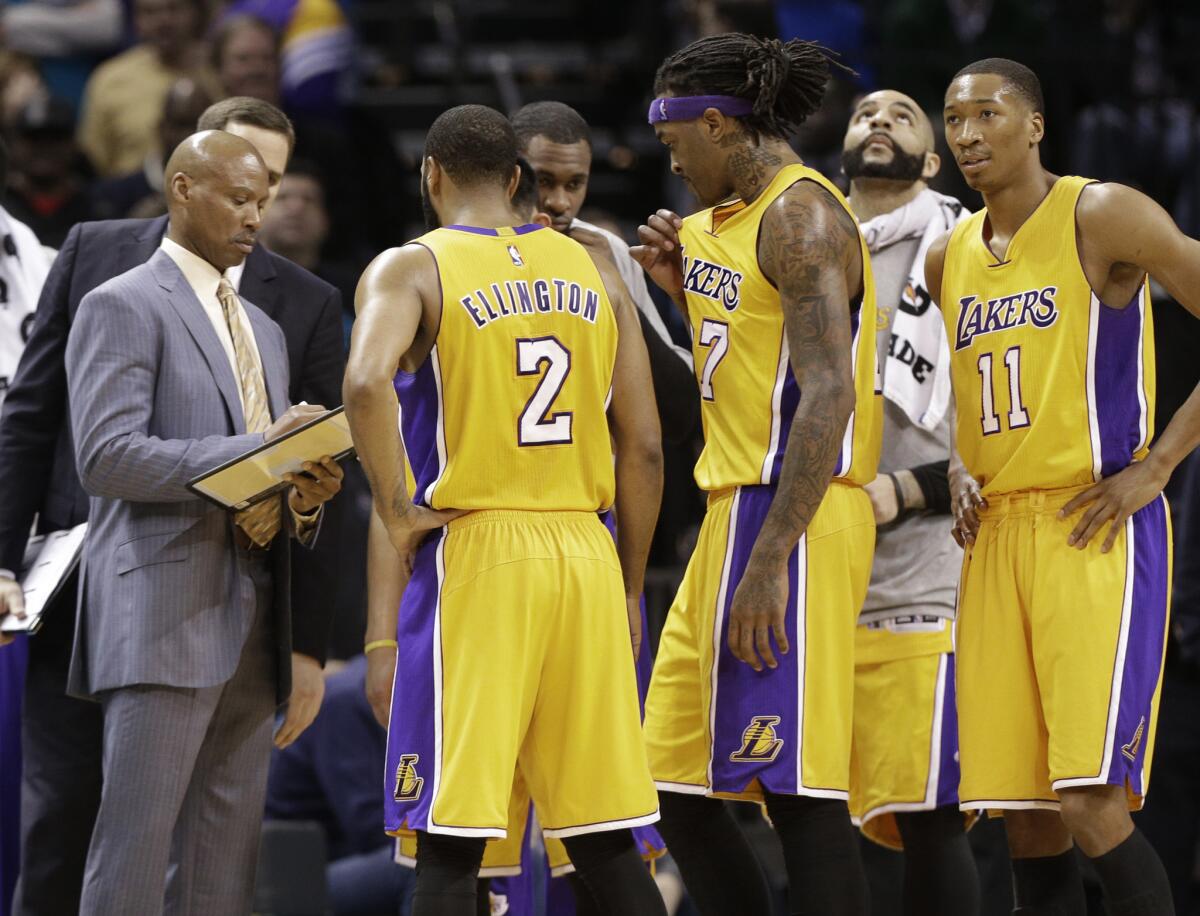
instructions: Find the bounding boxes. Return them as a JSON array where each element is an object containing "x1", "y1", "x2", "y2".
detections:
[{"x1": 217, "y1": 277, "x2": 281, "y2": 547}]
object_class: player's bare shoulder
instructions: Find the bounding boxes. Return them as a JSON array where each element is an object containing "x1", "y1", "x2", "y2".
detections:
[
  {"x1": 924, "y1": 230, "x2": 952, "y2": 308},
  {"x1": 757, "y1": 179, "x2": 860, "y2": 293},
  {"x1": 357, "y1": 243, "x2": 439, "y2": 307}
]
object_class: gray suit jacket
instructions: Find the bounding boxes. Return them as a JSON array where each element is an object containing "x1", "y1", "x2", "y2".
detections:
[{"x1": 65, "y1": 249, "x2": 302, "y2": 701}]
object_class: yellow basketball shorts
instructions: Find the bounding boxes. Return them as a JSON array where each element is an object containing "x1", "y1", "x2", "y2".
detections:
[
  {"x1": 850, "y1": 621, "x2": 972, "y2": 849},
  {"x1": 956, "y1": 488, "x2": 1172, "y2": 812},
  {"x1": 383, "y1": 509, "x2": 660, "y2": 838},
  {"x1": 644, "y1": 481, "x2": 875, "y2": 801}
]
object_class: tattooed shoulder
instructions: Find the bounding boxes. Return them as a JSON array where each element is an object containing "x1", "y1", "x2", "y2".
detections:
[{"x1": 757, "y1": 179, "x2": 860, "y2": 295}]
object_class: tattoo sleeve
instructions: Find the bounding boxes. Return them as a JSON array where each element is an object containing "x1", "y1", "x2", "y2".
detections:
[{"x1": 751, "y1": 181, "x2": 860, "y2": 567}]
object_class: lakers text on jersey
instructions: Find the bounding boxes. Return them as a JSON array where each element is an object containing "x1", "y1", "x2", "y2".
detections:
[{"x1": 940, "y1": 179, "x2": 1172, "y2": 812}]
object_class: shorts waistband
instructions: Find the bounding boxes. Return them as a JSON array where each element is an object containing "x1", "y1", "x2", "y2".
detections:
[
  {"x1": 706, "y1": 479, "x2": 860, "y2": 508},
  {"x1": 447, "y1": 508, "x2": 603, "y2": 531},
  {"x1": 977, "y1": 483, "x2": 1094, "y2": 519}
]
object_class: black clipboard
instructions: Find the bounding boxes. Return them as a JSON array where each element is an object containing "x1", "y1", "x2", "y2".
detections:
[{"x1": 186, "y1": 406, "x2": 356, "y2": 511}]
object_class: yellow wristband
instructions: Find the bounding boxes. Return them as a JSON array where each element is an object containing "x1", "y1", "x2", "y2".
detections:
[{"x1": 364, "y1": 639, "x2": 398, "y2": 654}]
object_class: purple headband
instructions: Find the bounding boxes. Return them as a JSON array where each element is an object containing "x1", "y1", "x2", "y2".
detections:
[{"x1": 648, "y1": 95, "x2": 755, "y2": 124}]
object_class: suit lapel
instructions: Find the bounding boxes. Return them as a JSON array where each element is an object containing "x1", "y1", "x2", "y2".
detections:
[
  {"x1": 151, "y1": 251, "x2": 248, "y2": 432},
  {"x1": 240, "y1": 245, "x2": 280, "y2": 319}
]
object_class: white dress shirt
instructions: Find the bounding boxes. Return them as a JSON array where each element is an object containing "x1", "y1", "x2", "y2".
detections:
[{"x1": 160, "y1": 236, "x2": 264, "y2": 419}]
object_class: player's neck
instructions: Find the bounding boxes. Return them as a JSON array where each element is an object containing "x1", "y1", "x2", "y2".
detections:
[
  {"x1": 731, "y1": 137, "x2": 801, "y2": 205},
  {"x1": 439, "y1": 197, "x2": 525, "y2": 230},
  {"x1": 981, "y1": 165, "x2": 1056, "y2": 240},
  {"x1": 848, "y1": 179, "x2": 926, "y2": 223}
]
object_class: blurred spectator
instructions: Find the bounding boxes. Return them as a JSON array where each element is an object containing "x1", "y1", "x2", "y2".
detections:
[
  {"x1": 5, "y1": 96, "x2": 95, "y2": 248},
  {"x1": 212, "y1": 12, "x2": 282, "y2": 104},
  {"x1": 76, "y1": 0, "x2": 221, "y2": 176},
  {"x1": 1, "y1": 0, "x2": 122, "y2": 59},
  {"x1": 265, "y1": 655, "x2": 414, "y2": 915},
  {"x1": 0, "y1": 53, "x2": 47, "y2": 127},
  {"x1": 89, "y1": 76, "x2": 213, "y2": 220},
  {"x1": 257, "y1": 159, "x2": 358, "y2": 345},
  {"x1": 1, "y1": 0, "x2": 124, "y2": 109},
  {"x1": 220, "y1": 0, "x2": 354, "y2": 117}
]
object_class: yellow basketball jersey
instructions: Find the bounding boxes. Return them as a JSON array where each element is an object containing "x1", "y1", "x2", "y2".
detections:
[
  {"x1": 395, "y1": 223, "x2": 618, "y2": 511},
  {"x1": 677, "y1": 163, "x2": 882, "y2": 491},
  {"x1": 940, "y1": 176, "x2": 1155, "y2": 496}
]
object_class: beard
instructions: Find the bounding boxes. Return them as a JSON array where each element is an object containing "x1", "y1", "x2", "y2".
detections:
[
  {"x1": 842, "y1": 139, "x2": 926, "y2": 183},
  {"x1": 420, "y1": 174, "x2": 440, "y2": 231}
]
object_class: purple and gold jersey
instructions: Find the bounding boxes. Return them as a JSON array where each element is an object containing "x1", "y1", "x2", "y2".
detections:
[
  {"x1": 940, "y1": 176, "x2": 1155, "y2": 496},
  {"x1": 394, "y1": 223, "x2": 618, "y2": 512},
  {"x1": 677, "y1": 163, "x2": 882, "y2": 491}
]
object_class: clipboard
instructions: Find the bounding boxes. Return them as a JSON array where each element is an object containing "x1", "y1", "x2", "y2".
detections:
[
  {"x1": 186, "y1": 406, "x2": 356, "y2": 511},
  {"x1": 1, "y1": 522, "x2": 87, "y2": 635}
]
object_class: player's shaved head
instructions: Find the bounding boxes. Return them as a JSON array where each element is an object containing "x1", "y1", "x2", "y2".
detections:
[
  {"x1": 164, "y1": 129, "x2": 269, "y2": 271},
  {"x1": 842, "y1": 88, "x2": 939, "y2": 187}
]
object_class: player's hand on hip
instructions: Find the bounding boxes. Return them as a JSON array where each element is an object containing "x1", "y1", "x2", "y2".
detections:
[
  {"x1": 366, "y1": 644, "x2": 397, "y2": 728},
  {"x1": 727, "y1": 559, "x2": 790, "y2": 673},
  {"x1": 383, "y1": 503, "x2": 467, "y2": 563},
  {"x1": 626, "y1": 595, "x2": 643, "y2": 662},
  {"x1": 0, "y1": 576, "x2": 25, "y2": 647},
  {"x1": 1060, "y1": 458, "x2": 1167, "y2": 553},
  {"x1": 286, "y1": 455, "x2": 344, "y2": 514},
  {"x1": 950, "y1": 465, "x2": 986, "y2": 548},
  {"x1": 630, "y1": 210, "x2": 685, "y2": 299},
  {"x1": 265, "y1": 403, "x2": 327, "y2": 442},
  {"x1": 864, "y1": 474, "x2": 900, "y2": 526},
  {"x1": 275, "y1": 652, "x2": 325, "y2": 749}
]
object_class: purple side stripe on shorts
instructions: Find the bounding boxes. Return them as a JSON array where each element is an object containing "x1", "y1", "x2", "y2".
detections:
[
  {"x1": 383, "y1": 529, "x2": 446, "y2": 834},
  {"x1": 1108, "y1": 497, "x2": 1169, "y2": 796},
  {"x1": 709, "y1": 485, "x2": 803, "y2": 796},
  {"x1": 935, "y1": 653, "x2": 962, "y2": 809}
]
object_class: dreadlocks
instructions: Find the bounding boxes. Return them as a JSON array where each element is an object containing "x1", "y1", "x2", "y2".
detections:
[{"x1": 654, "y1": 33, "x2": 850, "y2": 139}]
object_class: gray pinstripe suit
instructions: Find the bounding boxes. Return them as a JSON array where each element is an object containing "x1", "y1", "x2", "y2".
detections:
[{"x1": 64, "y1": 249, "x2": 306, "y2": 915}]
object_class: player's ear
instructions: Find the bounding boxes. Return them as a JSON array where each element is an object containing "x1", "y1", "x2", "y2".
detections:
[
  {"x1": 424, "y1": 156, "x2": 442, "y2": 195},
  {"x1": 507, "y1": 164, "x2": 521, "y2": 200},
  {"x1": 1029, "y1": 112, "x2": 1045, "y2": 146},
  {"x1": 922, "y1": 150, "x2": 941, "y2": 180},
  {"x1": 533, "y1": 210, "x2": 552, "y2": 228},
  {"x1": 701, "y1": 107, "x2": 730, "y2": 145}
]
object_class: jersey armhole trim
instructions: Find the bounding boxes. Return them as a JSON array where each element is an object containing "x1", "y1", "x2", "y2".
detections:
[
  {"x1": 1072, "y1": 180, "x2": 1147, "y2": 311},
  {"x1": 395, "y1": 241, "x2": 443, "y2": 377}
]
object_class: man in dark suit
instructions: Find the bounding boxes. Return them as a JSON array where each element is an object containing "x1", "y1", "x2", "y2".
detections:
[{"x1": 0, "y1": 97, "x2": 344, "y2": 915}]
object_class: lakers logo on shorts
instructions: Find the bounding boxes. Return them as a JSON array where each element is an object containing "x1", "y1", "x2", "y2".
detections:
[
  {"x1": 730, "y1": 715, "x2": 784, "y2": 763},
  {"x1": 393, "y1": 754, "x2": 424, "y2": 802},
  {"x1": 1121, "y1": 716, "x2": 1146, "y2": 762}
]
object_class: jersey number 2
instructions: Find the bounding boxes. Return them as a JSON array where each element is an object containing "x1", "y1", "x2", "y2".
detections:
[
  {"x1": 978, "y1": 346, "x2": 1030, "y2": 435},
  {"x1": 516, "y1": 337, "x2": 572, "y2": 445}
]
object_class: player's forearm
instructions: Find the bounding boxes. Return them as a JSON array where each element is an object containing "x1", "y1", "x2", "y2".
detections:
[
  {"x1": 612, "y1": 439, "x2": 663, "y2": 598},
  {"x1": 342, "y1": 377, "x2": 408, "y2": 524},
  {"x1": 1144, "y1": 381, "x2": 1200, "y2": 484},
  {"x1": 365, "y1": 508, "x2": 406, "y2": 643},
  {"x1": 752, "y1": 377, "x2": 854, "y2": 568}
]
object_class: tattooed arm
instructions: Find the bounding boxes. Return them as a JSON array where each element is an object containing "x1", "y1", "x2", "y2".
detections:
[{"x1": 725, "y1": 180, "x2": 861, "y2": 671}]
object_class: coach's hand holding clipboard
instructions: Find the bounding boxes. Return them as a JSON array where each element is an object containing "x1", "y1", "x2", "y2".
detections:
[{"x1": 187, "y1": 404, "x2": 352, "y2": 513}]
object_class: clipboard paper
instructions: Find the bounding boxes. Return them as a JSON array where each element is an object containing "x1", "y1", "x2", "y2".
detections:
[{"x1": 187, "y1": 407, "x2": 355, "y2": 511}]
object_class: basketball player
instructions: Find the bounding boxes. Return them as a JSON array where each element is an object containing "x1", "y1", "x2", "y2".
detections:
[
  {"x1": 343, "y1": 105, "x2": 667, "y2": 916},
  {"x1": 632, "y1": 34, "x2": 882, "y2": 915},
  {"x1": 842, "y1": 89, "x2": 981, "y2": 915},
  {"x1": 929, "y1": 58, "x2": 1200, "y2": 916},
  {"x1": 389, "y1": 165, "x2": 670, "y2": 916}
]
